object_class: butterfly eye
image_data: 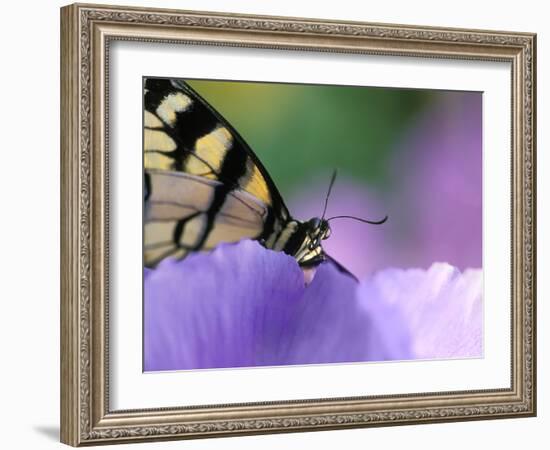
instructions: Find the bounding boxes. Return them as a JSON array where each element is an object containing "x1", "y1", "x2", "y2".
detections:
[{"x1": 308, "y1": 236, "x2": 321, "y2": 250}]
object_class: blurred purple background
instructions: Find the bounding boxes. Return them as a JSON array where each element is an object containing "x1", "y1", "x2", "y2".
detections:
[{"x1": 289, "y1": 92, "x2": 482, "y2": 280}]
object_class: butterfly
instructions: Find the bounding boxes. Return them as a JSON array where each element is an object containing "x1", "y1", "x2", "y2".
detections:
[{"x1": 143, "y1": 77, "x2": 386, "y2": 277}]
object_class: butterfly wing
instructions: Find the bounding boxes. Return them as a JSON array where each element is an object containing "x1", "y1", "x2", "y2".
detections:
[
  {"x1": 145, "y1": 169, "x2": 271, "y2": 266},
  {"x1": 144, "y1": 77, "x2": 291, "y2": 267}
]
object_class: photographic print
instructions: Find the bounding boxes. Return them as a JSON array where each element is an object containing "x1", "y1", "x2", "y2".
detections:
[
  {"x1": 61, "y1": 4, "x2": 535, "y2": 444},
  {"x1": 143, "y1": 78, "x2": 482, "y2": 372}
]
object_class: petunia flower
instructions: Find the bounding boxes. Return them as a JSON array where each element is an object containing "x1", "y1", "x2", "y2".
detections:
[{"x1": 144, "y1": 240, "x2": 482, "y2": 372}]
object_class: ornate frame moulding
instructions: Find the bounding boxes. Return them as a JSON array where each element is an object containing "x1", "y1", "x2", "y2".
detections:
[{"x1": 60, "y1": 2, "x2": 536, "y2": 446}]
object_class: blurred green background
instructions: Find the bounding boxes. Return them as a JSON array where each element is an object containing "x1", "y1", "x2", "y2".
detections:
[{"x1": 187, "y1": 79, "x2": 434, "y2": 198}]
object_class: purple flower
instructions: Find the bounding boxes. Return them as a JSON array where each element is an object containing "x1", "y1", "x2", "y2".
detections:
[
  {"x1": 144, "y1": 241, "x2": 481, "y2": 371},
  {"x1": 359, "y1": 263, "x2": 482, "y2": 359}
]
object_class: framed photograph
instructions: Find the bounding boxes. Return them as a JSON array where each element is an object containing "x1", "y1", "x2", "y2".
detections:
[{"x1": 60, "y1": 3, "x2": 536, "y2": 446}]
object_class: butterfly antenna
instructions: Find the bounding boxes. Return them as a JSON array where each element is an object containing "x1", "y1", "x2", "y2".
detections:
[
  {"x1": 321, "y1": 169, "x2": 338, "y2": 220},
  {"x1": 327, "y1": 214, "x2": 388, "y2": 225}
]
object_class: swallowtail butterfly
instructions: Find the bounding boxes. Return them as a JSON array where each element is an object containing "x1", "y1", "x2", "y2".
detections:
[{"x1": 143, "y1": 77, "x2": 386, "y2": 276}]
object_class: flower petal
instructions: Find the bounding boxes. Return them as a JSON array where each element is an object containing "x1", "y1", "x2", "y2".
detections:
[
  {"x1": 145, "y1": 240, "x2": 416, "y2": 371},
  {"x1": 144, "y1": 240, "x2": 307, "y2": 371},
  {"x1": 285, "y1": 262, "x2": 413, "y2": 364},
  {"x1": 359, "y1": 263, "x2": 482, "y2": 359},
  {"x1": 145, "y1": 243, "x2": 476, "y2": 371}
]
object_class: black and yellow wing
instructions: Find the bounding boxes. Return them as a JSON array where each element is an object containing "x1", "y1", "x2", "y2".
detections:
[{"x1": 143, "y1": 77, "x2": 291, "y2": 267}]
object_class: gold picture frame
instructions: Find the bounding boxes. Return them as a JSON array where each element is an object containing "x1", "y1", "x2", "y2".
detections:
[{"x1": 60, "y1": 3, "x2": 536, "y2": 446}]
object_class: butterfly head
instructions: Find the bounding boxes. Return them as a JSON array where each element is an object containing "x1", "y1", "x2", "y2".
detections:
[{"x1": 306, "y1": 217, "x2": 331, "y2": 251}]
